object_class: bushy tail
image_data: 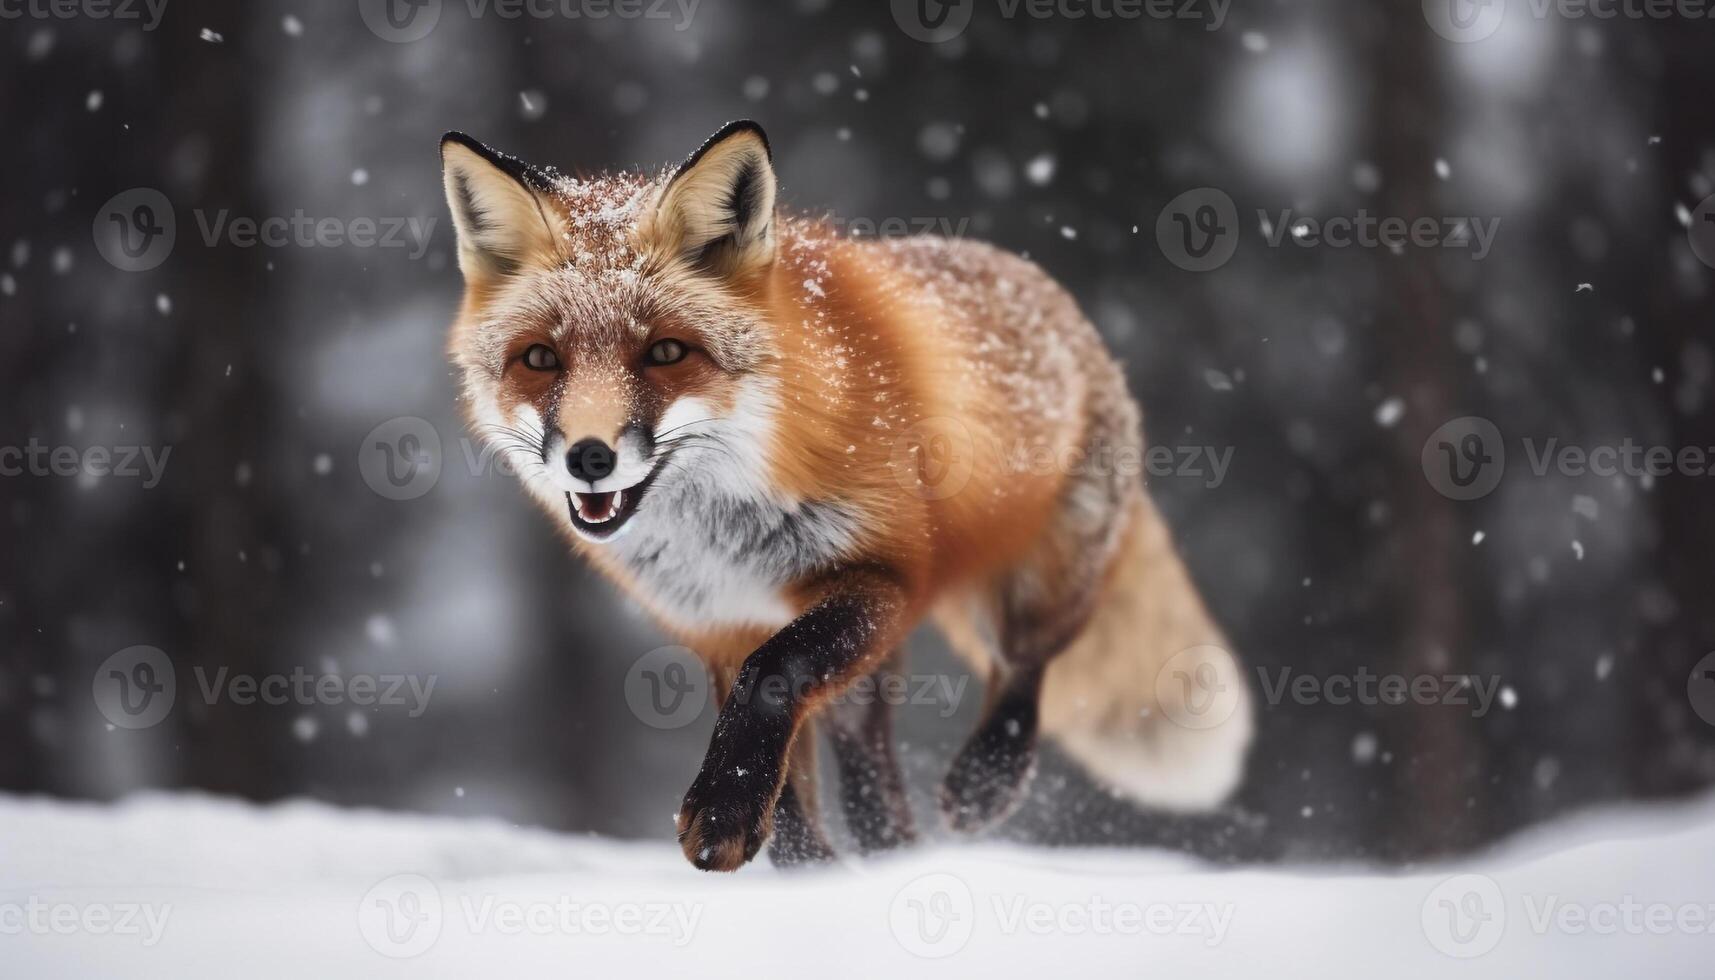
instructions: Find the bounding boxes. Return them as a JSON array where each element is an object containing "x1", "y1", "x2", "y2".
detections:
[{"x1": 1040, "y1": 495, "x2": 1253, "y2": 812}]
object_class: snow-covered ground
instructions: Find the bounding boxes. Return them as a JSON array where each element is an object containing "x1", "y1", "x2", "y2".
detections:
[{"x1": 2, "y1": 791, "x2": 1712, "y2": 978}]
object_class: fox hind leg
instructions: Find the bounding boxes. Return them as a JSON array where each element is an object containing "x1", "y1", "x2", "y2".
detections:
[
  {"x1": 766, "y1": 721, "x2": 837, "y2": 868},
  {"x1": 939, "y1": 659, "x2": 1048, "y2": 833},
  {"x1": 824, "y1": 647, "x2": 918, "y2": 853},
  {"x1": 938, "y1": 562, "x2": 1107, "y2": 833},
  {"x1": 939, "y1": 426, "x2": 1137, "y2": 834}
]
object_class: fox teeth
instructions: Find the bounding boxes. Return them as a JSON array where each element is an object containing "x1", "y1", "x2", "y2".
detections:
[{"x1": 574, "y1": 489, "x2": 624, "y2": 524}]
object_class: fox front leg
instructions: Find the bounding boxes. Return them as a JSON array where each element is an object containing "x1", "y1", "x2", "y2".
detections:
[{"x1": 675, "y1": 569, "x2": 907, "y2": 872}]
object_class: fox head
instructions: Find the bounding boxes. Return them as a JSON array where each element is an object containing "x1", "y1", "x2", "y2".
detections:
[{"x1": 440, "y1": 122, "x2": 787, "y2": 544}]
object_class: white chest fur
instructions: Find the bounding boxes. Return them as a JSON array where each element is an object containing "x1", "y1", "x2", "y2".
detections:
[{"x1": 609, "y1": 477, "x2": 856, "y2": 632}]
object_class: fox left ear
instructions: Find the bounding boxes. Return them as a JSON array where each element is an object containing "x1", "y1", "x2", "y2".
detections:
[{"x1": 648, "y1": 121, "x2": 777, "y2": 279}]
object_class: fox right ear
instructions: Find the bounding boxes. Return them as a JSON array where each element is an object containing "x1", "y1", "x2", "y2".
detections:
[
  {"x1": 647, "y1": 121, "x2": 777, "y2": 280},
  {"x1": 440, "y1": 133, "x2": 565, "y2": 284}
]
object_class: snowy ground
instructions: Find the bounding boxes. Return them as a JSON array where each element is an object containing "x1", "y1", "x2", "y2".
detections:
[{"x1": 2, "y1": 792, "x2": 1712, "y2": 978}]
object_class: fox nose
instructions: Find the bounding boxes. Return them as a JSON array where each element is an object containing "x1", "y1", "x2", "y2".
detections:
[{"x1": 566, "y1": 438, "x2": 616, "y2": 482}]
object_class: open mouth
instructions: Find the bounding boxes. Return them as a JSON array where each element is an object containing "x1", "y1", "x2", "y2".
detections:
[
  {"x1": 563, "y1": 457, "x2": 672, "y2": 540},
  {"x1": 566, "y1": 485, "x2": 644, "y2": 539},
  {"x1": 561, "y1": 450, "x2": 679, "y2": 541}
]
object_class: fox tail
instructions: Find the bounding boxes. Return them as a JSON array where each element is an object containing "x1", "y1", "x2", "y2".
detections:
[{"x1": 1039, "y1": 495, "x2": 1254, "y2": 811}]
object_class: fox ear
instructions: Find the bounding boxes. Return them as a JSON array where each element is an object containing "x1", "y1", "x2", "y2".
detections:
[
  {"x1": 650, "y1": 121, "x2": 777, "y2": 279},
  {"x1": 440, "y1": 133, "x2": 565, "y2": 283}
]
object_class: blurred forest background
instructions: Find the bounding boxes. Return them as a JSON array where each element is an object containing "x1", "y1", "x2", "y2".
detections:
[{"x1": 2, "y1": 0, "x2": 1713, "y2": 863}]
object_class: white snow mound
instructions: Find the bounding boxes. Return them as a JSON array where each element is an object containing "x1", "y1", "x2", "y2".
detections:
[{"x1": 2, "y1": 791, "x2": 1713, "y2": 978}]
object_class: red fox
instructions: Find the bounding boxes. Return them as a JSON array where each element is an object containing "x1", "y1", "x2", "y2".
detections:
[{"x1": 440, "y1": 121, "x2": 1252, "y2": 871}]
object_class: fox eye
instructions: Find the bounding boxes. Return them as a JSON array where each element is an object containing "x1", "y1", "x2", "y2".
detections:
[
  {"x1": 646, "y1": 339, "x2": 688, "y2": 367},
  {"x1": 522, "y1": 344, "x2": 559, "y2": 371}
]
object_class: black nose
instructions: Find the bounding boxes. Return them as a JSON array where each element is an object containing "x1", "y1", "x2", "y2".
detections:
[{"x1": 566, "y1": 438, "x2": 616, "y2": 482}]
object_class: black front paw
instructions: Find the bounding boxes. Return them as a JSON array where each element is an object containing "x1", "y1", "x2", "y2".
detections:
[{"x1": 676, "y1": 755, "x2": 781, "y2": 872}]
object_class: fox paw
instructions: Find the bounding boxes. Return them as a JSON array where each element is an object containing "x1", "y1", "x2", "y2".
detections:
[
  {"x1": 765, "y1": 785, "x2": 837, "y2": 869},
  {"x1": 939, "y1": 727, "x2": 1038, "y2": 834},
  {"x1": 843, "y1": 802, "x2": 918, "y2": 855},
  {"x1": 676, "y1": 760, "x2": 779, "y2": 872},
  {"x1": 765, "y1": 823, "x2": 837, "y2": 869}
]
